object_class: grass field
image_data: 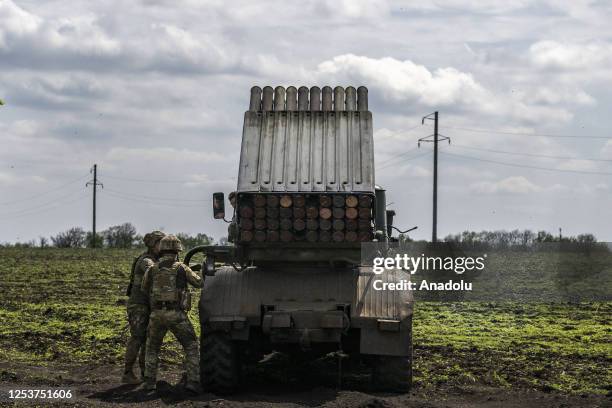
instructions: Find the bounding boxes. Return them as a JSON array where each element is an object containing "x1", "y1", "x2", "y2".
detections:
[{"x1": 0, "y1": 248, "x2": 610, "y2": 396}]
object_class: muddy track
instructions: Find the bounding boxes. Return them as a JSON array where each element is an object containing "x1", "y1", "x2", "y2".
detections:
[{"x1": 0, "y1": 363, "x2": 608, "y2": 407}]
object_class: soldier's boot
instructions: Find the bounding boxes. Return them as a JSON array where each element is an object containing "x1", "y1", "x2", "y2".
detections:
[
  {"x1": 184, "y1": 381, "x2": 201, "y2": 395},
  {"x1": 142, "y1": 377, "x2": 156, "y2": 391},
  {"x1": 121, "y1": 369, "x2": 142, "y2": 384},
  {"x1": 123, "y1": 337, "x2": 141, "y2": 383}
]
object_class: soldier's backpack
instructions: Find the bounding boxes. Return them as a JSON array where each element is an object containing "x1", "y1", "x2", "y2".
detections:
[
  {"x1": 151, "y1": 260, "x2": 191, "y2": 311},
  {"x1": 176, "y1": 265, "x2": 192, "y2": 311}
]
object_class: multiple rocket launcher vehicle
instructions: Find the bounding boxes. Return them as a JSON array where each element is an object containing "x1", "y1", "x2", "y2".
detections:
[{"x1": 186, "y1": 85, "x2": 413, "y2": 393}]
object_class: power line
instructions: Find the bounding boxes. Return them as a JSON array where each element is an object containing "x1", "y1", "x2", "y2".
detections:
[
  {"x1": 385, "y1": 147, "x2": 420, "y2": 161},
  {"x1": 452, "y1": 144, "x2": 612, "y2": 162},
  {"x1": 102, "y1": 174, "x2": 235, "y2": 184},
  {"x1": 439, "y1": 125, "x2": 612, "y2": 139},
  {"x1": 104, "y1": 188, "x2": 209, "y2": 202},
  {"x1": 0, "y1": 190, "x2": 86, "y2": 217},
  {"x1": 378, "y1": 147, "x2": 419, "y2": 164},
  {"x1": 376, "y1": 124, "x2": 422, "y2": 140},
  {"x1": 102, "y1": 174, "x2": 192, "y2": 184},
  {"x1": 0, "y1": 174, "x2": 89, "y2": 205},
  {"x1": 102, "y1": 190, "x2": 206, "y2": 208},
  {"x1": 377, "y1": 151, "x2": 432, "y2": 170},
  {"x1": 441, "y1": 151, "x2": 612, "y2": 175},
  {"x1": 0, "y1": 193, "x2": 89, "y2": 220}
]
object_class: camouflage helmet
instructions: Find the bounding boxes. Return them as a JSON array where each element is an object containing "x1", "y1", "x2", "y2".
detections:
[
  {"x1": 143, "y1": 230, "x2": 165, "y2": 248},
  {"x1": 228, "y1": 191, "x2": 237, "y2": 208},
  {"x1": 159, "y1": 234, "x2": 183, "y2": 252}
]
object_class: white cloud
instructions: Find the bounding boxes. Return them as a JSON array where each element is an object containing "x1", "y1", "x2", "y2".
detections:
[
  {"x1": 144, "y1": 23, "x2": 237, "y2": 72},
  {"x1": 520, "y1": 86, "x2": 596, "y2": 106},
  {"x1": 0, "y1": 171, "x2": 47, "y2": 186},
  {"x1": 445, "y1": 165, "x2": 497, "y2": 180},
  {"x1": 0, "y1": 0, "x2": 40, "y2": 47},
  {"x1": 183, "y1": 173, "x2": 234, "y2": 188},
  {"x1": 0, "y1": 1, "x2": 120, "y2": 57},
  {"x1": 0, "y1": 172, "x2": 17, "y2": 186},
  {"x1": 0, "y1": 1, "x2": 244, "y2": 74},
  {"x1": 470, "y1": 176, "x2": 541, "y2": 194},
  {"x1": 601, "y1": 140, "x2": 612, "y2": 159},
  {"x1": 546, "y1": 183, "x2": 570, "y2": 193},
  {"x1": 315, "y1": 54, "x2": 574, "y2": 124},
  {"x1": 7, "y1": 120, "x2": 39, "y2": 138},
  {"x1": 105, "y1": 147, "x2": 226, "y2": 163},
  {"x1": 529, "y1": 40, "x2": 612, "y2": 71},
  {"x1": 397, "y1": 0, "x2": 533, "y2": 14},
  {"x1": 393, "y1": 163, "x2": 431, "y2": 178},
  {"x1": 317, "y1": 54, "x2": 490, "y2": 108},
  {"x1": 1, "y1": 0, "x2": 612, "y2": 242},
  {"x1": 575, "y1": 182, "x2": 609, "y2": 195},
  {"x1": 556, "y1": 159, "x2": 597, "y2": 171},
  {"x1": 311, "y1": 0, "x2": 390, "y2": 19}
]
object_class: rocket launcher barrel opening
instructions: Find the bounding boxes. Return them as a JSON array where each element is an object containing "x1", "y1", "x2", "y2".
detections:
[{"x1": 235, "y1": 192, "x2": 374, "y2": 245}]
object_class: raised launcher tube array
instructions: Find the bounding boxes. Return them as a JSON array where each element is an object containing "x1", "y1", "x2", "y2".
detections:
[
  {"x1": 236, "y1": 86, "x2": 376, "y2": 244},
  {"x1": 249, "y1": 86, "x2": 369, "y2": 112}
]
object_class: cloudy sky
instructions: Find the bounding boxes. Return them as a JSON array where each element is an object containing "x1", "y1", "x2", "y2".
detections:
[{"x1": 1, "y1": 0, "x2": 611, "y2": 243}]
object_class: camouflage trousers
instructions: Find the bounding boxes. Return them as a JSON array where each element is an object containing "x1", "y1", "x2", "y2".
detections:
[
  {"x1": 124, "y1": 303, "x2": 150, "y2": 375},
  {"x1": 144, "y1": 309, "x2": 200, "y2": 384}
]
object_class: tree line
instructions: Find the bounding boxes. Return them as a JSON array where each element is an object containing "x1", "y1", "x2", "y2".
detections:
[
  {"x1": 2, "y1": 227, "x2": 607, "y2": 251},
  {"x1": 1, "y1": 223, "x2": 216, "y2": 249},
  {"x1": 392, "y1": 229, "x2": 607, "y2": 251},
  {"x1": 443, "y1": 229, "x2": 596, "y2": 246}
]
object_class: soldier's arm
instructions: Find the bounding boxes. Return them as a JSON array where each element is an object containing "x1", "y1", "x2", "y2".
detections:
[
  {"x1": 141, "y1": 263, "x2": 155, "y2": 292},
  {"x1": 139, "y1": 258, "x2": 155, "y2": 273},
  {"x1": 183, "y1": 264, "x2": 203, "y2": 288}
]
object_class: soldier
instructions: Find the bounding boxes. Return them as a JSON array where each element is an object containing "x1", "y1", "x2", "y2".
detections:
[
  {"x1": 228, "y1": 191, "x2": 237, "y2": 208},
  {"x1": 122, "y1": 230, "x2": 165, "y2": 384},
  {"x1": 228, "y1": 191, "x2": 238, "y2": 242},
  {"x1": 141, "y1": 235, "x2": 203, "y2": 393}
]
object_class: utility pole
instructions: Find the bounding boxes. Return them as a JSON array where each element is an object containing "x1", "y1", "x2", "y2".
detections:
[
  {"x1": 419, "y1": 112, "x2": 450, "y2": 243},
  {"x1": 86, "y1": 164, "x2": 103, "y2": 248}
]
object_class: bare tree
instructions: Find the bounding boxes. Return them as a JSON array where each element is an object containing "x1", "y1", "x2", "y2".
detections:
[
  {"x1": 51, "y1": 227, "x2": 86, "y2": 248},
  {"x1": 104, "y1": 223, "x2": 138, "y2": 248}
]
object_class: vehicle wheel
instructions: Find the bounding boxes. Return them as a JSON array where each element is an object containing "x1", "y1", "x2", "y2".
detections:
[
  {"x1": 371, "y1": 326, "x2": 413, "y2": 392},
  {"x1": 201, "y1": 331, "x2": 241, "y2": 394},
  {"x1": 371, "y1": 354, "x2": 412, "y2": 392}
]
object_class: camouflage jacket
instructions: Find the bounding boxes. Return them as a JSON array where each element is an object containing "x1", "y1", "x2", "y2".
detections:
[
  {"x1": 142, "y1": 255, "x2": 203, "y2": 308},
  {"x1": 127, "y1": 252, "x2": 157, "y2": 306}
]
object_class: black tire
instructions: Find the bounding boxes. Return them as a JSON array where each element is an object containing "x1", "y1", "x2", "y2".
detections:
[
  {"x1": 371, "y1": 327, "x2": 413, "y2": 392},
  {"x1": 200, "y1": 331, "x2": 241, "y2": 394},
  {"x1": 371, "y1": 354, "x2": 412, "y2": 392}
]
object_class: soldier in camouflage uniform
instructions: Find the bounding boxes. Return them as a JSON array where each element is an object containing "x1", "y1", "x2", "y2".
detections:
[
  {"x1": 141, "y1": 235, "x2": 203, "y2": 393},
  {"x1": 122, "y1": 230, "x2": 165, "y2": 384}
]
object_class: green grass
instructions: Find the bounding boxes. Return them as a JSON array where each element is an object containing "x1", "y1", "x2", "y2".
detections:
[
  {"x1": 0, "y1": 248, "x2": 610, "y2": 395},
  {"x1": 0, "y1": 248, "x2": 201, "y2": 367},
  {"x1": 413, "y1": 302, "x2": 610, "y2": 395}
]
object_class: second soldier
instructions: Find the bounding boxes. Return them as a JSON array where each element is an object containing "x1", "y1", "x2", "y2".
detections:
[{"x1": 141, "y1": 234, "x2": 203, "y2": 393}]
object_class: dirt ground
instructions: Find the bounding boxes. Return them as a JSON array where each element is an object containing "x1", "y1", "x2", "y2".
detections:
[{"x1": 0, "y1": 362, "x2": 608, "y2": 408}]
